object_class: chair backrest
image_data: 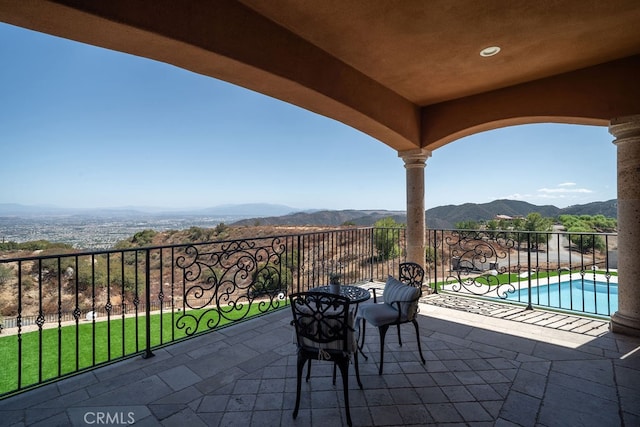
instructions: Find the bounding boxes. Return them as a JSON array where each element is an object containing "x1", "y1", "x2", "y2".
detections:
[
  {"x1": 399, "y1": 262, "x2": 425, "y2": 291},
  {"x1": 290, "y1": 292, "x2": 355, "y2": 353},
  {"x1": 383, "y1": 276, "x2": 421, "y2": 322}
]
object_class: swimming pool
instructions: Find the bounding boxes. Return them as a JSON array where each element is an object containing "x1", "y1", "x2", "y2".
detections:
[{"x1": 503, "y1": 279, "x2": 618, "y2": 316}]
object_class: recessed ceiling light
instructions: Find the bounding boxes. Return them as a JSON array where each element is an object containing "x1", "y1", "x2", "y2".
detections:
[{"x1": 480, "y1": 46, "x2": 501, "y2": 57}]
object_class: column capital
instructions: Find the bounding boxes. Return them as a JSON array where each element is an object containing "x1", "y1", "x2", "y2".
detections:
[
  {"x1": 399, "y1": 148, "x2": 432, "y2": 169},
  {"x1": 609, "y1": 114, "x2": 640, "y2": 143}
]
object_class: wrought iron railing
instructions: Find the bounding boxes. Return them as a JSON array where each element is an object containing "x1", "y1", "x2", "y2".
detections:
[
  {"x1": 0, "y1": 227, "x2": 406, "y2": 397},
  {"x1": 0, "y1": 226, "x2": 616, "y2": 398},
  {"x1": 427, "y1": 229, "x2": 617, "y2": 317}
]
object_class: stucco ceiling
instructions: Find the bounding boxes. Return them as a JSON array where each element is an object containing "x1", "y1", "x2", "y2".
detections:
[
  {"x1": 1, "y1": 0, "x2": 640, "y2": 151},
  {"x1": 239, "y1": 0, "x2": 640, "y2": 105}
]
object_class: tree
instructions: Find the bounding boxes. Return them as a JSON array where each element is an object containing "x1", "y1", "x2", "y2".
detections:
[
  {"x1": 559, "y1": 214, "x2": 616, "y2": 233},
  {"x1": 590, "y1": 215, "x2": 617, "y2": 232},
  {"x1": 567, "y1": 225, "x2": 606, "y2": 253},
  {"x1": 524, "y1": 213, "x2": 553, "y2": 247},
  {"x1": 455, "y1": 220, "x2": 479, "y2": 230},
  {"x1": 486, "y1": 220, "x2": 500, "y2": 230},
  {"x1": 558, "y1": 214, "x2": 613, "y2": 253},
  {"x1": 373, "y1": 217, "x2": 403, "y2": 260},
  {"x1": 509, "y1": 213, "x2": 552, "y2": 248}
]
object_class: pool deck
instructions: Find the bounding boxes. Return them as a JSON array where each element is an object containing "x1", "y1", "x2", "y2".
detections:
[
  {"x1": 1, "y1": 292, "x2": 639, "y2": 426},
  {"x1": 441, "y1": 273, "x2": 618, "y2": 316}
]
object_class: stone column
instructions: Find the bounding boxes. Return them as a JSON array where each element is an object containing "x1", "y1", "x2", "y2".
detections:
[
  {"x1": 399, "y1": 148, "x2": 432, "y2": 269},
  {"x1": 609, "y1": 114, "x2": 640, "y2": 337}
]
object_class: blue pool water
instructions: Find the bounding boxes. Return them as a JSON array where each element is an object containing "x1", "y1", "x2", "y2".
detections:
[{"x1": 503, "y1": 280, "x2": 618, "y2": 316}]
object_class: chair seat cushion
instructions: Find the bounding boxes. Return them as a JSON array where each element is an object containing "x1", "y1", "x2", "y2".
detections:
[{"x1": 358, "y1": 302, "x2": 400, "y2": 327}]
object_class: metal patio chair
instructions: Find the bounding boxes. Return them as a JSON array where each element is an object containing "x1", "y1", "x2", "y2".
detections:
[
  {"x1": 358, "y1": 262, "x2": 426, "y2": 374},
  {"x1": 289, "y1": 291, "x2": 362, "y2": 427}
]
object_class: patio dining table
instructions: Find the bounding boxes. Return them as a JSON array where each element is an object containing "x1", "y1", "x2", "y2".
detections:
[{"x1": 309, "y1": 284, "x2": 371, "y2": 304}]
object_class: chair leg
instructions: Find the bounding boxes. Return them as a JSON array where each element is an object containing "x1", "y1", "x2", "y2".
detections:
[
  {"x1": 306, "y1": 358, "x2": 312, "y2": 382},
  {"x1": 412, "y1": 319, "x2": 426, "y2": 364},
  {"x1": 293, "y1": 354, "x2": 306, "y2": 419},
  {"x1": 397, "y1": 324, "x2": 402, "y2": 346},
  {"x1": 333, "y1": 363, "x2": 337, "y2": 385},
  {"x1": 353, "y1": 351, "x2": 363, "y2": 389},
  {"x1": 378, "y1": 325, "x2": 390, "y2": 375},
  {"x1": 337, "y1": 359, "x2": 353, "y2": 427},
  {"x1": 359, "y1": 317, "x2": 368, "y2": 360}
]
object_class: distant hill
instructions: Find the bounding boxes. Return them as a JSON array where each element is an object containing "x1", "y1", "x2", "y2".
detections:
[
  {"x1": 231, "y1": 199, "x2": 618, "y2": 229},
  {"x1": 194, "y1": 203, "x2": 300, "y2": 217},
  {"x1": 426, "y1": 199, "x2": 566, "y2": 228},
  {"x1": 232, "y1": 210, "x2": 406, "y2": 227},
  {"x1": 559, "y1": 200, "x2": 618, "y2": 217}
]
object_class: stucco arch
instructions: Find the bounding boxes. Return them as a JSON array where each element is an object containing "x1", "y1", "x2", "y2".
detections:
[
  {"x1": 2, "y1": 0, "x2": 640, "y2": 336},
  {"x1": 422, "y1": 56, "x2": 640, "y2": 150}
]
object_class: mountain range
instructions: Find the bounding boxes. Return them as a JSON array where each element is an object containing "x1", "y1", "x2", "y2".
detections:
[
  {"x1": 0, "y1": 199, "x2": 617, "y2": 230},
  {"x1": 231, "y1": 199, "x2": 618, "y2": 229}
]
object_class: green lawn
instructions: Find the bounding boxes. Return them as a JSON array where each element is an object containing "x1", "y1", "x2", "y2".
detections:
[{"x1": 0, "y1": 302, "x2": 287, "y2": 396}]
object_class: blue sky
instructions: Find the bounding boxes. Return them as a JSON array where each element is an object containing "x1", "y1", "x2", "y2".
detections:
[{"x1": 0, "y1": 23, "x2": 616, "y2": 211}]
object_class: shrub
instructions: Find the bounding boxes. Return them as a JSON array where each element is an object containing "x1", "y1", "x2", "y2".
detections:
[
  {"x1": 425, "y1": 247, "x2": 436, "y2": 264},
  {"x1": 251, "y1": 263, "x2": 292, "y2": 296},
  {"x1": 132, "y1": 229, "x2": 157, "y2": 246},
  {"x1": 1, "y1": 240, "x2": 74, "y2": 252},
  {"x1": 0, "y1": 264, "x2": 12, "y2": 285},
  {"x1": 21, "y1": 276, "x2": 36, "y2": 291}
]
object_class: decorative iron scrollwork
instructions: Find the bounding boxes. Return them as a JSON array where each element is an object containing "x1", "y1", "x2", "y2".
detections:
[
  {"x1": 35, "y1": 313, "x2": 45, "y2": 328},
  {"x1": 175, "y1": 237, "x2": 290, "y2": 336},
  {"x1": 442, "y1": 230, "x2": 516, "y2": 298}
]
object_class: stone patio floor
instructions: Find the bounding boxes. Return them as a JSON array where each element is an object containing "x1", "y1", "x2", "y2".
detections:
[{"x1": 1, "y1": 291, "x2": 639, "y2": 426}]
